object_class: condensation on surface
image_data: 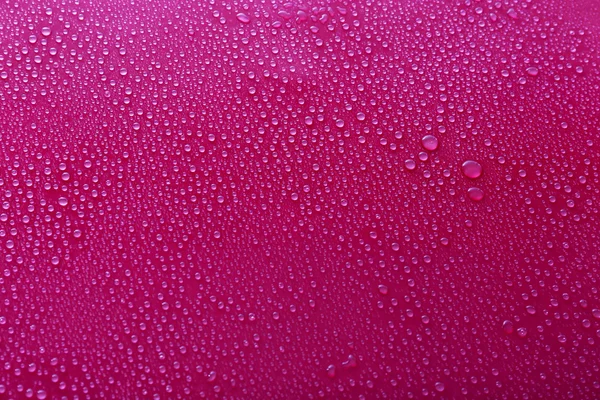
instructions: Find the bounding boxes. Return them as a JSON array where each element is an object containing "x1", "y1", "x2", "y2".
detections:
[{"x1": 1, "y1": 0, "x2": 600, "y2": 399}]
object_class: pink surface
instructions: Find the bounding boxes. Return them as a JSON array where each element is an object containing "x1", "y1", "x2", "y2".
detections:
[{"x1": 1, "y1": 0, "x2": 600, "y2": 398}]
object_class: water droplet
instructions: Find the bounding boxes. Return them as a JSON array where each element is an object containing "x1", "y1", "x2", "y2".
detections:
[
  {"x1": 421, "y1": 135, "x2": 439, "y2": 151},
  {"x1": 503, "y1": 320, "x2": 514, "y2": 334},
  {"x1": 462, "y1": 160, "x2": 482, "y2": 179},
  {"x1": 208, "y1": 371, "x2": 217, "y2": 382},
  {"x1": 327, "y1": 365, "x2": 336, "y2": 378},
  {"x1": 236, "y1": 13, "x2": 250, "y2": 24},
  {"x1": 468, "y1": 187, "x2": 484, "y2": 201},
  {"x1": 378, "y1": 284, "x2": 388, "y2": 295}
]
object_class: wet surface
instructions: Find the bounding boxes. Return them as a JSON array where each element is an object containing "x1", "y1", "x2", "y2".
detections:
[{"x1": 1, "y1": 0, "x2": 600, "y2": 398}]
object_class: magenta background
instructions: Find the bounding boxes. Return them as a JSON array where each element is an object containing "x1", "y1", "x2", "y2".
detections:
[{"x1": 2, "y1": 0, "x2": 600, "y2": 398}]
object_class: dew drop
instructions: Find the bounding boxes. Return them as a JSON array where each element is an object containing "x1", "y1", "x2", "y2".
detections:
[
  {"x1": 421, "y1": 135, "x2": 438, "y2": 151},
  {"x1": 468, "y1": 187, "x2": 484, "y2": 201},
  {"x1": 462, "y1": 160, "x2": 482, "y2": 179},
  {"x1": 236, "y1": 13, "x2": 250, "y2": 24}
]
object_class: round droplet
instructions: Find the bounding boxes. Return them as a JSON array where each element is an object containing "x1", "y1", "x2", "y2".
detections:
[
  {"x1": 378, "y1": 285, "x2": 388, "y2": 295},
  {"x1": 327, "y1": 365, "x2": 336, "y2": 378},
  {"x1": 236, "y1": 13, "x2": 250, "y2": 24},
  {"x1": 37, "y1": 390, "x2": 47, "y2": 400},
  {"x1": 404, "y1": 159, "x2": 416, "y2": 170},
  {"x1": 462, "y1": 160, "x2": 482, "y2": 179},
  {"x1": 502, "y1": 320, "x2": 514, "y2": 334},
  {"x1": 208, "y1": 371, "x2": 217, "y2": 382},
  {"x1": 468, "y1": 187, "x2": 484, "y2": 201},
  {"x1": 421, "y1": 135, "x2": 438, "y2": 151},
  {"x1": 526, "y1": 67, "x2": 539, "y2": 76},
  {"x1": 435, "y1": 382, "x2": 445, "y2": 392},
  {"x1": 41, "y1": 27, "x2": 51, "y2": 37}
]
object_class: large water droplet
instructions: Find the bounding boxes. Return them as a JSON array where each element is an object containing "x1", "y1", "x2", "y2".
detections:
[
  {"x1": 421, "y1": 135, "x2": 439, "y2": 151},
  {"x1": 462, "y1": 160, "x2": 482, "y2": 179}
]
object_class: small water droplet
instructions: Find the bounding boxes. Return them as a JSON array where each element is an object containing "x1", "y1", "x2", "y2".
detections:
[
  {"x1": 208, "y1": 371, "x2": 217, "y2": 382},
  {"x1": 468, "y1": 187, "x2": 484, "y2": 201},
  {"x1": 503, "y1": 320, "x2": 514, "y2": 334},
  {"x1": 327, "y1": 365, "x2": 336, "y2": 378}
]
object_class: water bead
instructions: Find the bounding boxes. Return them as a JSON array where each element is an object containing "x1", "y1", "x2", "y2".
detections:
[
  {"x1": 236, "y1": 13, "x2": 250, "y2": 24},
  {"x1": 462, "y1": 160, "x2": 482, "y2": 179},
  {"x1": 326, "y1": 365, "x2": 336, "y2": 378},
  {"x1": 467, "y1": 187, "x2": 484, "y2": 201},
  {"x1": 421, "y1": 135, "x2": 439, "y2": 151},
  {"x1": 404, "y1": 159, "x2": 416, "y2": 170},
  {"x1": 378, "y1": 284, "x2": 389, "y2": 295}
]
